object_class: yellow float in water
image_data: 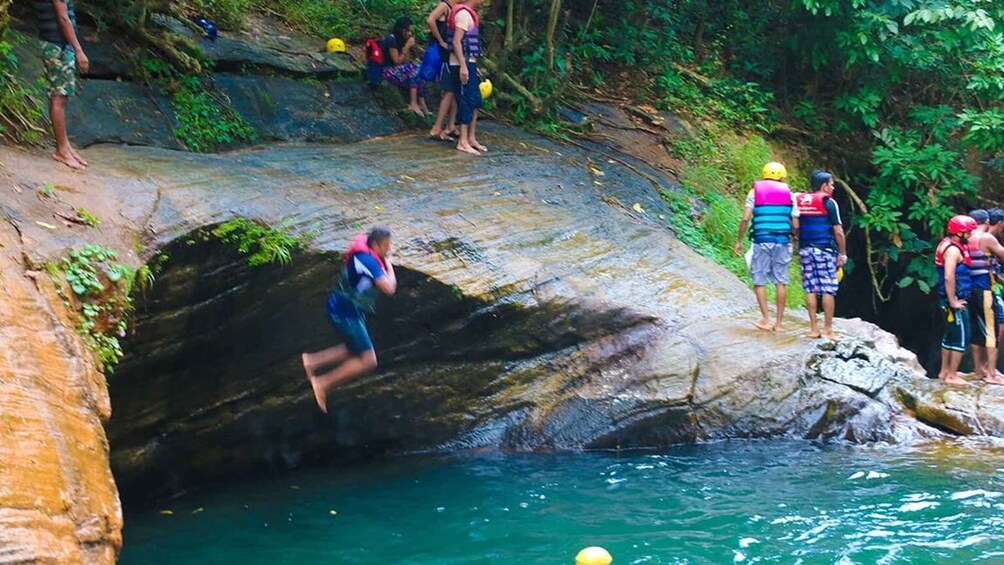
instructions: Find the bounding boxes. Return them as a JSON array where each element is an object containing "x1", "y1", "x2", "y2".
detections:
[
  {"x1": 576, "y1": 546, "x2": 612, "y2": 565},
  {"x1": 326, "y1": 38, "x2": 346, "y2": 53}
]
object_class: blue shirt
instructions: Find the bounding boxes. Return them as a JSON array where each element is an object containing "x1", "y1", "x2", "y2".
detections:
[{"x1": 327, "y1": 253, "x2": 386, "y2": 318}]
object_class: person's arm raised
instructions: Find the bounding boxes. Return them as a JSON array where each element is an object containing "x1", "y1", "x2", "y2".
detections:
[{"x1": 375, "y1": 257, "x2": 397, "y2": 296}]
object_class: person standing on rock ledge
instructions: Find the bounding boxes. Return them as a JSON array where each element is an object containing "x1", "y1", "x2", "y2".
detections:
[
  {"x1": 936, "y1": 215, "x2": 977, "y2": 385},
  {"x1": 964, "y1": 209, "x2": 1004, "y2": 385},
  {"x1": 794, "y1": 170, "x2": 846, "y2": 340},
  {"x1": 302, "y1": 228, "x2": 397, "y2": 413},
  {"x1": 31, "y1": 0, "x2": 90, "y2": 170},
  {"x1": 734, "y1": 161, "x2": 799, "y2": 332},
  {"x1": 447, "y1": 0, "x2": 488, "y2": 155}
]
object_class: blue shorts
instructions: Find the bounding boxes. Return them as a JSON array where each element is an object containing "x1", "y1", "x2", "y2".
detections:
[
  {"x1": 450, "y1": 61, "x2": 482, "y2": 125},
  {"x1": 325, "y1": 298, "x2": 374, "y2": 355},
  {"x1": 799, "y1": 246, "x2": 839, "y2": 295},
  {"x1": 439, "y1": 62, "x2": 457, "y2": 92},
  {"x1": 940, "y1": 299, "x2": 970, "y2": 353}
]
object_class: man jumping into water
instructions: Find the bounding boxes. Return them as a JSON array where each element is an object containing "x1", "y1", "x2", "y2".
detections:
[{"x1": 302, "y1": 228, "x2": 397, "y2": 413}]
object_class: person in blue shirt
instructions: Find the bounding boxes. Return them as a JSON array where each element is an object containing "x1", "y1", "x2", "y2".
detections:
[{"x1": 302, "y1": 228, "x2": 397, "y2": 413}]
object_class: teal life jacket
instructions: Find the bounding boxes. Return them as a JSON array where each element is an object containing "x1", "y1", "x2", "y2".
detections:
[{"x1": 751, "y1": 179, "x2": 793, "y2": 244}]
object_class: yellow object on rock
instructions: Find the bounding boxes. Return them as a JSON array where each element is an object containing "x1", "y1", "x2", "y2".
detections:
[
  {"x1": 480, "y1": 78, "x2": 493, "y2": 99},
  {"x1": 575, "y1": 546, "x2": 612, "y2": 565},
  {"x1": 326, "y1": 38, "x2": 346, "y2": 53}
]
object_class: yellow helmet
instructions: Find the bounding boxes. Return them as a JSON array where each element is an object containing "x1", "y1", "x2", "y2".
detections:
[
  {"x1": 479, "y1": 78, "x2": 493, "y2": 100},
  {"x1": 326, "y1": 38, "x2": 346, "y2": 53},
  {"x1": 762, "y1": 161, "x2": 787, "y2": 181}
]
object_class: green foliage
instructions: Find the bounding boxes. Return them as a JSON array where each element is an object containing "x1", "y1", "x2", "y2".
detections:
[
  {"x1": 171, "y1": 77, "x2": 257, "y2": 152},
  {"x1": 38, "y1": 181, "x2": 56, "y2": 198},
  {"x1": 76, "y1": 208, "x2": 101, "y2": 227},
  {"x1": 209, "y1": 217, "x2": 307, "y2": 266},
  {"x1": 52, "y1": 245, "x2": 139, "y2": 372},
  {"x1": 0, "y1": 31, "x2": 46, "y2": 144}
]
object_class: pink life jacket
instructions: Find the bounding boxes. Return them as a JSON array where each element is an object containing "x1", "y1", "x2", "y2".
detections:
[{"x1": 343, "y1": 233, "x2": 387, "y2": 271}]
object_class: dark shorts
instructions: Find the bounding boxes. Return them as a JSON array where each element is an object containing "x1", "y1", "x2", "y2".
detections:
[
  {"x1": 798, "y1": 246, "x2": 839, "y2": 295},
  {"x1": 969, "y1": 289, "x2": 999, "y2": 347},
  {"x1": 940, "y1": 299, "x2": 970, "y2": 353},
  {"x1": 439, "y1": 62, "x2": 458, "y2": 93},
  {"x1": 450, "y1": 61, "x2": 482, "y2": 125},
  {"x1": 325, "y1": 297, "x2": 374, "y2": 354}
]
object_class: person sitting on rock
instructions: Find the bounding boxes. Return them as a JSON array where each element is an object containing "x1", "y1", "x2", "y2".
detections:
[
  {"x1": 734, "y1": 161, "x2": 799, "y2": 331},
  {"x1": 964, "y1": 209, "x2": 1004, "y2": 385},
  {"x1": 936, "y1": 215, "x2": 977, "y2": 385},
  {"x1": 302, "y1": 228, "x2": 397, "y2": 413},
  {"x1": 381, "y1": 17, "x2": 428, "y2": 116},
  {"x1": 794, "y1": 170, "x2": 846, "y2": 340},
  {"x1": 32, "y1": 0, "x2": 90, "y2": 170}
]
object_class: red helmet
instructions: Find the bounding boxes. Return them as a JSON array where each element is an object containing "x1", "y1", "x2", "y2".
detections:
[{"x1": 948, "y1": 215, "x2": 979, "y2": 235}]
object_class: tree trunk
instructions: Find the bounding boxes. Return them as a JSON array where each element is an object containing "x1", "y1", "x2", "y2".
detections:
[{"x1": 545, "y1": 0, "x2": 562, "y2": 72}]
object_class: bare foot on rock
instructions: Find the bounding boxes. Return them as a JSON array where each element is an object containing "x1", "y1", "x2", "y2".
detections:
[
  {"x1": 821, "y1": 331, "x2": 839, "y2": 341},
  {"x1": 471, "y1": 140, "x2": 488, "y2": 153},
  {"x1": 53, "y1": 151, "x2": 85, "y2": 171},
  {"x1": 456, "y1": 143, "x2": 481, "y2": 156},
  {"x1": 773, "y1": 324, "x2": 785, "y2": 332},
  {"x1": 753, "y1": 320, "x2": 774, "y2": 331},
  {"x1": 942, "y1": 374, "x2": 971, "y2": 386},
  {"x1": 69, "y1": 148, "x2": 88, "y2": 167},
  {"x1": 982, "y1": 373, "x2": 1004, "y2": 385},
  {"x1": 808, "y1": 328, "x2": 822, "y2": 339}
]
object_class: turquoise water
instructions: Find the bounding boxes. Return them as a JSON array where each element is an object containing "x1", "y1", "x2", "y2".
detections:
[{"x1": 120, "y1": 440, "x2": 1004, "y2": 564}]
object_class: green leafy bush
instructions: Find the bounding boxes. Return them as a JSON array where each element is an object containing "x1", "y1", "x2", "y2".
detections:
[
  {"x1": 209, "y1": 217, "x2": 307, "y2": 266},
  {"x1": 171, "y1": 77, "x2": 257, "y2": 152},
  {"x1": 0, "y1": 31, "x2": 46, "y2": 144}
]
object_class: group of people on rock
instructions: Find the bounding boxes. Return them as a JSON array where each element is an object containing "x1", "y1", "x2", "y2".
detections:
[
  {"x1": 734, "y1": 162, "x2": 847, "y2": 341},
  {"x1": 934, "y1": 210, "x2": 1004, "y2": 386},
  {"x1": 379, "y1": 0, "x2": 489, "y2": 155}
]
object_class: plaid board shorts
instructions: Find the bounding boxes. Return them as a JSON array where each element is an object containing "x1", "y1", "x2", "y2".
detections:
[
  {"x1": 751, "y1": 242, "x2": 792, "y2": 286},
  {"x1": 39, "y1": 40, "x2": 77, "y2": 97},
  {"x1": 799, "y1": 246, "x2": 839, "y2": 295}
]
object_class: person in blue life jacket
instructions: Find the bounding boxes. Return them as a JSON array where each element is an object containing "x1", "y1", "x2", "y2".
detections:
[
  {"x1": 794, "y1": 170, "x2": 847, "y2": 341},
  {"x1": 32, "y1": 0, "x2": 90, "y2": 170},
  {"x1": 734, "y1": 161, "x2": 800, "y2": 331},
  {"x1": 964, "y1": 209, "x2": 1004, "y2": 385},
  {"x1": 936, "y1": 215, "x2": 977, "y2": 385},
  {"x1": 302, "y1": 228, "x2": 397, "y2": 413}
]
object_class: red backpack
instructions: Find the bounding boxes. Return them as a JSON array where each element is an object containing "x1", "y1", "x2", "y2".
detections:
[{"x1": 365, "y1": 37, "x2": 384, "y2": 65}]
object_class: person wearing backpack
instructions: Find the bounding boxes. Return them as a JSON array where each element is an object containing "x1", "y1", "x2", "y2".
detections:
[
  {"x1": 381, "y1": 17, "x2": 428, "y2": 116},
  {"x1": 447, "y1": 0, "x2": 487, "y2": 155},
  {"x1": 426, "y1": 0, "x2": 459, "y2": 141}
]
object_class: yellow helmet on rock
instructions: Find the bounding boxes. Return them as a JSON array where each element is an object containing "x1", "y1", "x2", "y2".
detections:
[
  {"x1": 762, "y1": 161, "x2": 787, "y2": 181},
  {"x1": 479, "y1": 78, "x2": 493, "y2": 99},
  {"x1": 326, "y1": 38, "x2": 346, "y2": 53}
]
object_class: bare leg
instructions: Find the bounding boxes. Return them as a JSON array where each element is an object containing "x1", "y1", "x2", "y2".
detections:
[
  {"x1": 429, "y1": 92, "x2": 456, "y2": 138},
  {"x1": 302, "y1": 345, "x2": 350, "y2": 376},
  {"x1": 50, "y1": 95, "x2": 84, "y2": 170},
  {"x1": 821, "y1": 294, "x2": 838, "y2": 340},
  {"x1": 942, "y1": 351, "x2": 969, "y2": 385},
  {"x1": 753, "y1": 285, "x2": 772, "y2": 330},
  {"x1": 938, "y1": 348, "x2": 951, "y2": 380},
  {"x1": 774, "y1": 284, "x2": 787, "y2": 331},
  {"x1": 456, "y1": 123, "x2": 479, "y2": 155},
  {"x1": 972, "y1": 345, "x2": 987, "y2": 379},
  {"x1": 984, "y1": 347, "x2": 1004, "y2": 384},
  {"x1": 806, "y1": 293, "x2": 820, "y2": 338},
  {"x1": 469, "y1": 110, "x2": 487, "y2": 153},
  {"x1": 309, "y1": 350, "x2": 378, "y2": 413},
  {"x1": 408, "y1": 87, "x2": 424, "y2": 116},
  {"x1": 447, "y1": 100, "x2": 458, "y2": 134}
]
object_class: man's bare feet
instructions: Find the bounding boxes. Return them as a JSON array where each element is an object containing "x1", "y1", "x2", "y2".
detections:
[
  {"x1": 53, "y1": 151, "x2": 85, "y2": 171},
  {"x1": 302, "y1": 354, "x2": 328, "y2": 413},
  {"x1": 470, "y1": 140, "x2": 488, "y2": 153},
  {"x1": 408, "y1": 104, "x2": 425, "y2": 117},
  {"x1": 821, "y1": 331, "x2": 839, "y2": 341},
  {"x1": 69, "y1": 148, "x2": 88, "y2": 167},
  {"x1": 942, "y1": 374, "x2": 971, "y2": 385},
  {"x1": 753, "y1": 320, "x2": 773, "y2": 331},
  {"x1": 773, "y1": 324, "x2": 785, "y2": 332},
  {"x1": 456, "y1": 143, "x2": 481, "y2": 156},
  {"x1": 982, "y1": 373, "x2": 1004, "y2": 385},
  {"x1": 301, "y1": 353, "x2": 315, "y2": 379},
  {"x1": 808, "y1": 328, "x2": 822, "y2": 339}
]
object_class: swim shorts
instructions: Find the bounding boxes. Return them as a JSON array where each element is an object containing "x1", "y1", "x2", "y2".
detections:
[
  {"x1": 969, "y1": 289, "x2": 998, "y2": 347},
  {"x1": 751, "y1": 242, "x2": 792, "y2": 286},
  {"x1": 325, "y1": 299, "x2": 374, "y2": 354},
  {"x1": 798, "y1": 246, "x2": 839, "y2": 295},
  {"x1": 39, "y1": 40, "x2": 77, "y2": 97},
  {"x1": 940, "y1": 299, "x2": 970, "y2": 353}
]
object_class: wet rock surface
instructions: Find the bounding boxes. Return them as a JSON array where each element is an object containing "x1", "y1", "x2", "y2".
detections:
[{"x1": 2, "y1": 121, "x2": 1004, "y2": 559}]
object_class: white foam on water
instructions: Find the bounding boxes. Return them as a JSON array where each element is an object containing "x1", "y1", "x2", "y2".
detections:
[
  {"x1": 950, "y1": 489, "x2": 1003, "y2": 500},
  {"x1": 898, "y1": 501, "x2": 939, "y2": 512},
  {"x1": 738, "y1": 537, "x2": 759, "y2": 548},
  {"x1": 733, "y1": 550, "x2": 746, "y2": 562},
  {"x1": 866, "y1": 471, "x2": 889, "y2": 479},
  {"x1": 848, "y1": 471, "x2": 865, "y2": 480}
]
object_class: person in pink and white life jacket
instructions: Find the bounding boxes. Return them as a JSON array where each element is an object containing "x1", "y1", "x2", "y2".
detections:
[
  {"x1": 447, "y1": 0, "x2": 488, "y2": 155},
  {"x1": 734, "y1": 161, "x2": 800, "y2": 332},
  {"x1": 793, "y1": 170, "x2": 847, "y2": 341},
  {"x1": 302, "y1": 228, "x2": 397, "y2": 413}
]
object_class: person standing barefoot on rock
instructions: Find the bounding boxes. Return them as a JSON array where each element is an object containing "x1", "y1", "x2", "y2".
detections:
[
  {"x1": 32, "y1": 0, "x2": 89, "y2": 170},
  {"x1": 302, "y1": 228, "x2": 397, "y2": 413},
  {"x1": 427, "y1": 0, "x2": 459, "y2": 141},
  {"x1": 734, "y1": 161, "x2": 799, "y2": 332},
  {"x1": 964, "y1": 209, "x2": 1004, "y2": 384},
  {"x1": 935, "y1": 215, "x2": 976, "y2": 386},
  {"x1": 447, "y1": 0, "x2": 487, "y2": 155},
  {"x1": 794, "y1": 170, "x2": 846, "y2": 340}
]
